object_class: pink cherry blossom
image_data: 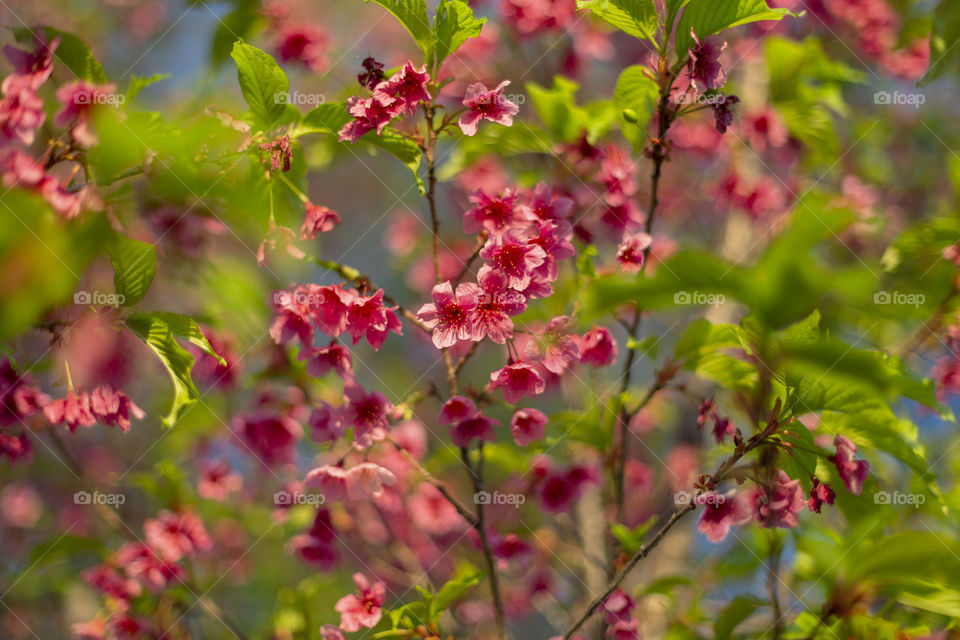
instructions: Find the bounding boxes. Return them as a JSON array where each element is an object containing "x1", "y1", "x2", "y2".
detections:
[
  {"x1": 305, "y1": 464, "x2": 349, "y2": 502},
  {"x1": 616, "y1": 232, "x2": 653, "y2": 272},
  {"x1": 578, "y1": 326, "x2": 618, "y2": 367},
  {"x1": 807, "y1": 477, "x2": 836, "y2": 513},
  {"x1": 538, "y1": 464, "x2": 597, "y2": 512},
  {"x1": 299, "y1": 341, "x2": 353, "y2": 378},
  {"x1": 112, "y1": 542, "x2": 183, "y2": 593},
  {"x1": 289, "y1": 508, "x2": 339, "y2": 569},
  {"x1": 374, "y1": 61, "x2": 431, "y2": 115},
  {"x1": 309, "y1": 402, "x2": 345, "y2": 444},
  {"x1": 687, "y1": 30, "x2": 728, "y2": 94},
  {"x1": 510, "y1": 408, "x2": 547, "y2": 446},
  {"x1": 537, "y1": 316, "x2": 581, "y2": 375},
  {"x1": 439, "y1": 395, "x2": 478, "y2": 425},
  {"x1": 345, "y1": 462, "x2": 397, "y2": 499},
  {"x1": 55, "y1": 81, "x2": 118, "y2": 146},
  {"x1": 300, "y1": 203, "x2": 340, "y2": 239},
  {"x1": 346, "y1": 289, "x2": 402, "y2": 350},
  {"x1": 696, "y1": 491, "x2": 751, "y2": 543},
  {"x1": 450, "y1": 412, "x2": 500, "y2": 447},
  {"x1": 338, "y1": 92, "x2": 398, "y2": 142},
  {"x1": 831, "y1": 434, "x2": 869, "y2": 495},
  {"x1": 275, "y1": 23, "x2": 329, "y2": 72},
  {"x1": 459, "y1": 80, "x2": 520, "y2": 136},
  {"x1": 463, "y1": 187, "x2": 528, "y2": 236},
  {"x1": 320, "y1": 625, "x2": 346, "y2": 640},
  {"x1": 343, "y1": 382, "x2": 392, "y2": 448},
  {"x1": 0, "y1": 88, "x2": 45, "y2": 145},
  {"x1": 197, "y1": 459, "x2": 242, "y2": 501},
  {"x1": 528, "y1": 219, "x2": 575, "y2": 282},
  {"x1": 752, "y1": 470, "x2": 806, "y2": 529},
  {"x1": 523, "y1": 182, "x2": 573, "y2": 221},
  {"x1": 473, "y1": 265, "x2": 527, "y2": 343},
  {"x1": 2, "y1": 32, "x2": 58, "y2": 93},
  {"x1": 490, "y1": 362, "x2": 546, "y2": 403},
  {"x1": 417, "y1": 281, "x2": 480, "y2": 349},
  {"x1": 480, "y1": 228, "x2": 547, "y2": 291},
  {"x1": 233, "y1": 411, "x2": 303, "y2": 466},
  {"x1": 89, "y1": 386, "x2": 145, "y2": 432},
  {"x1": 43, "y1": 390, "x2": 96, "y2": 432},
  {"x1": 334, "y1": 573, "x2": 386, "y2": 631},
  {"x1": 144, "y1": 510, "x2": 212, "y2": 562}
]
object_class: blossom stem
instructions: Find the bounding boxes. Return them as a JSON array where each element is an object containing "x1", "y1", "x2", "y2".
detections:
[{"x1": 387, "y1": 437, "x2": 479, "y2": 527}]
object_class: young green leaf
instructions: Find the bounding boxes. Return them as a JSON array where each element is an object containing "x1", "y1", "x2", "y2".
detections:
[
  {"x1": 430, "y1": 562, "x2": 484, "y2": 619},
  {"x1": 613, "y1": 65, "x2": 659, "y2": 150},
  {"x1": 434, "y1": 0, "x2": 486, "y2": 65},
  {"x1": 675, "y1": 0, "x2": 793, "y2": 58},
  {"x1": 125, "y1": 73, "x2": 170, "y2": 103},
  {"x1": 230, "y1": 42, "x2": 290, "y2": 129},
  {"x1": 366, "y1": 0, "x2": 434, "y2": 56},
  {"x1": 577, "y1": 0, "x2": 659, "y2": 44},
  {"x1": 714, "y1": 594, "x2": 766, "y2": 640},
  {"x1": 107, "y1": 234, "x2": 156, "y2": 307}
]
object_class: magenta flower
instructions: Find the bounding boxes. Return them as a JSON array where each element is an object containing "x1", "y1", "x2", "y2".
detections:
[
  {"x1": 304, "y1": 464, "x2": 349, "y2": 502},
  {"x1": 270, "y1": 286, "x2": 316, "y2": 346},
  {"x1": 112, "y1": 542, "x2": 183, "y2": 593},
  {"x1": 299, "y1": 340, "x2": 353, "y2": 379},
  {"x1": 43, "y1": 389, "x2": 96, "y2": 432},
  {"x1": 523, "y1": 182, "x2": 573, "y2": 221},
  {"x1": 528, "y1": 219, "x2": 575, "y2": 282},
  {"x1": 459, "y1": 80, "x2": 520, "y2": 136},
  {"x1": 511, "y1": 408, "x2": 547, "y2": 446},
  {"x1": 374, "y1": 61, "x2": 431, "y2": 115},
  {"x1": 289, "y1": 508, "x2": 339, "y2": 570},
  {"x1": 616, "y1": 232, "x2": 653, "y2": 272},
  {"x1": 143, "y1": 510, "x2": 212, "y2": 562},
  {"x1": 752, "y1": 470, "x2": 806, "y2": 529},
  {"x1": 463, "y1": 187, "x2": 527, "y2": 236},
  {"x1": 338, "y1": 92, "x2": 397, "y2": 142},
  {"x1": 55, "y1": 81, "x2": 118, "y2": 146},
  {"x1": 334, "y1": 573, "x2": 386, "y2": 631},
  {"x1": 537, "y1": 316, "x2": 581, "y2": 375},
  {"x1": 417, "y1": 281, "x2": 480, "y2": 349},
  {"x1": 713, "y1": 95, "x2": 740, "y2": 134},
  {"x1": 474, "y1": 265, "x2": 527, "y2": 343},
  {"x1": 0, "y1": 88, "x2": 45, "y2": 145},
  {"x1": 438, "y1": 395, "x2": 478, "y2": 425},
  {"x1": 578, "y1": 326, "x2": 618, "y2": 367},
  {"x1": 89, "y1": 386, "x2": 145, "y2": 432},
  {"x1": 2, "y1": 32, "x2": 58, "y2": 93},
  {"x1": 343, "y1": 382, "x2": 392, "y2": 448},
  {"x1": 538, "y1": 464, "x2": 597, "y2": 512},
  {"x1": 309, "y1": 402, "x2": 346, "y2": 444},
  {"x1": 490, "y1": 362, "x2": 546, "y2": 403},
  {"x1": 313, "y1": 285, "x2": 356, "y2": 337},
  {"x1": 450, "y1": 412, "x2": 500, "y2": 447},
  {"x1": 602, "y1": 589, "x2": 635, "y2": 625},
  {"x1": 696, "y1": 491, "x2": 751, "y2": 543},
  {"x1": 480, "y1": 228, "x2": 547, "y2": 291},
  {"x1": 687, "y1": 30, "x2": 728, "y2": 94},
  {"x1": 831, "y1": 435, "x2": 869, "y2": 495},
  {"x1": 300, "y1": 202, "x2": 340, "y2": 239},
  {"x1": 275, "y1": 23, "x2": 330, "y2": 72},
  {"x1": 357, "y1": 56, "x2": 385, "y2": 90},
  {"x1": 197, "y1": 459, "x2": 242, "y2": 502},
  {"x1": 409, "y1": 483, "x2": 467, "y2": 535},
  {"x1": 346, "y1": 289, "x2": 402, "y2": 350},
  {"x1": 807, "y1": 477, "x2": 836, "y2": 513},
  {"x1": 233, "y1": 411, "x2": 303, "y2": 466}
]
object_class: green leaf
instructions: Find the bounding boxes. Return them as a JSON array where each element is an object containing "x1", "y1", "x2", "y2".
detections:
[
  {"x1": 676, "y1": 0, "x2": 793, "y2": 57},
  {"x1": 611, "y1": 517, "x2": 658, "y2": 554},
  {"x1": 374, "y1": 130, "x2": 424, "y2": 195},
  {"x1": 577, "y1": 0, "x2": 658, "y2": 43},
  {"x1": 434, "y1": 0, "x2": 485, "y2": 64},
  {"x1": 920, "y1": 0, "x2": 960, "y2": 85},
  {"x1": 613, "y1": 65, "x2": 659, "y2": 150},
  {"x1": 526, "y1": 77, "x2": 608, "y2": 144},
  {"x1": 366, "y1": 0, "x2": 434, "y2": 55},
  {"x1": 430, "y1": 562, "x2": 484, "y2": 620},
  {"x1": 212, "y1": 3, "x2": 261, "y2": 67},
  {"x1": 137, "y1": 311, "x2": 226, "y2": 366},
  {"x1": 107, "y1": 235, "x2": 156, "y2": 307},
  {"x1": 15, "y1": 27, "x2": 107, "y2": 83},
  {"x1": 714, "y1": 595, "x2": 766, "y2": 640},
  {"x1": 125, "y1": 313, "x2": 203, "y2": 427},
  {"x1": 125, "y1": 73, "x2": 169, "y2": 103},
  {"x1": 230, "y1": 42, "x2": 289, "y2": 129}
]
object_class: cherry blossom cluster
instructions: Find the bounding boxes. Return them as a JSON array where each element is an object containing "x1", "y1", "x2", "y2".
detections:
[
  {"x1": 75, "y1": 511, "x2": 211, "y2": 639},
  {"x1": 338, "y1": 61, "x2": 432, "y2": 142},
  {"x1": 0, "y1": 32, "x2": 117, "y2": 219}
]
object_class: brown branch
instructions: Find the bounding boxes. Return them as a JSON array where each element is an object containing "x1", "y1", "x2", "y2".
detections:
[{"x1": 388, "y1": 438, "x2": 478, "y2": 528}]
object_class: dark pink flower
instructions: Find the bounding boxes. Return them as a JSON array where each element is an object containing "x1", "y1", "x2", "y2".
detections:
[
  {"x1": 578, "y1": 326, "x2": 617, "y2": 367},
  {"x1": 374, "y1": 61, "x2": 431, "y2": 115},
  {"x1": 259, "y1": 134, "x2": 293, "y2": 172},
  {"x1": 490, "y1": 362, "x2": 545, "y2": 403},
  {"x1": 299, "y1": 340, "x2": 353, "y2": 378},
  {"x1": 459, "y1": 80, "x2": 519, "y2": 136},
  {"x1": 831, "y1": 435, "x2": 869, "y2": 495},
  {"x1": 305, "y1": 464, "x2": 349, "y2": 502},
  {"x1": 112, "y1": 542, "x2": 183, "y2": 593},
  {"x1": 43, "y1": 390, "x2": 96, "y2": 432},
  {"x1": 713, "y1": 95, "x2": 740, "y2": 134},
  {"x1": 409, "y1": 483, "x2": 466, "y2": 535},
  {"x1": 474, "y1": 265, "x2": 527, "y2": 344},
  {"x1": 0, "y1": 358, "x2": 48, "y2": 427},
  {"x1": 343, "y1": 382, "x2": 392, "y2": 448},
  {"x1": 309, "y1": 402, "x2": 345, "y2": 444},
  {"x1": 2, "y1": 32, "x2": 58, "y2": 93},
  {"x1": 300, "y1": 202, "x2": 340, "y2": 239},
  {"x1": 55, "y1": 81, "x2": 118, "y2": 146},
  {"x1": 144, "y1": 510, "x2": 212, "y2": 562},
  {"x1": 339, "y1": 93, "x2": 397, "y2": 142},
  {"x1": 537, "y1": 315, "x2": 581, "y2": 374},
  {"x1": 528, "y1": 219, "x2": 575, "y2": 282},
  {"x1": 0, "y1": 88, "x2": 45, "y2": 145},
  {"x1": 82, "y1": 564, "x2": 141, "y2": 601},
  {"x1": 687, "y1": 30, "x2": 727, "y2": 94},
  {"x1": 522, "y1": 182, "x2": 573, "y2": 221},
  {"x1": 275, "y1": 23, "x2": 329, "y2": 72},
  {"x1": 233, "y1": 411, "x2": 302, "y2": 466},
  {"x1": 289, "y1": 508, "x2": 339, "y2": 569},
  {"x1": 752, "y1": 470, "x2": 806, "y2": 529},
  {"x1": 602, "y1": 589, "x2": 635, "y2": 625},
  {"x1": 538, "y1": 464, "x2": 597, "y2": 512},
  {"x1": 270, "y1": 286, "x2": 316, "y2": 346},
  {"x1": 89, "y1": 386, "x2": 145, "y2": 432},
  {"x1": 616, "y1": 232, "x2": 653, "y2": 272},
  {"x1": 313, "y1": 285, "x2": 356, "y2": 337},
  {"x1": 197, "y1": 459, "x2": 242, "y2": 501},
  {"x1": 696, "y1": 491, "x2": 751, "y2": 543},
  {"x1": 439, "y1": 395, "x2": 478, "y2": 425},
  {"x1": 417, "y1": 281, "x2": 480, "y2": 349},
  {"x1": 450, "y1": 412, "x2": 499, "y2": 447},
  {"x1": 357, "y1": 56, "x2": 385, "y2": 90},
  {"x1": 346, "y1": 289, "x2": 402, "y2": 350},
  {"x1": 807, "y1": 477, "x2": 835, "y2": 513},
  {"x1": 510, "y1": 408, "x2": 547, "y2": 446},
  {"x1": 480, "y1": 228, "x2": 547, "y2": 291},
  {"x1": 463, "y1": 187, "x2": 528, "y2": 236},
  {"x1": 334, "y1": 573, "x2": 386, "y2": 631}
]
